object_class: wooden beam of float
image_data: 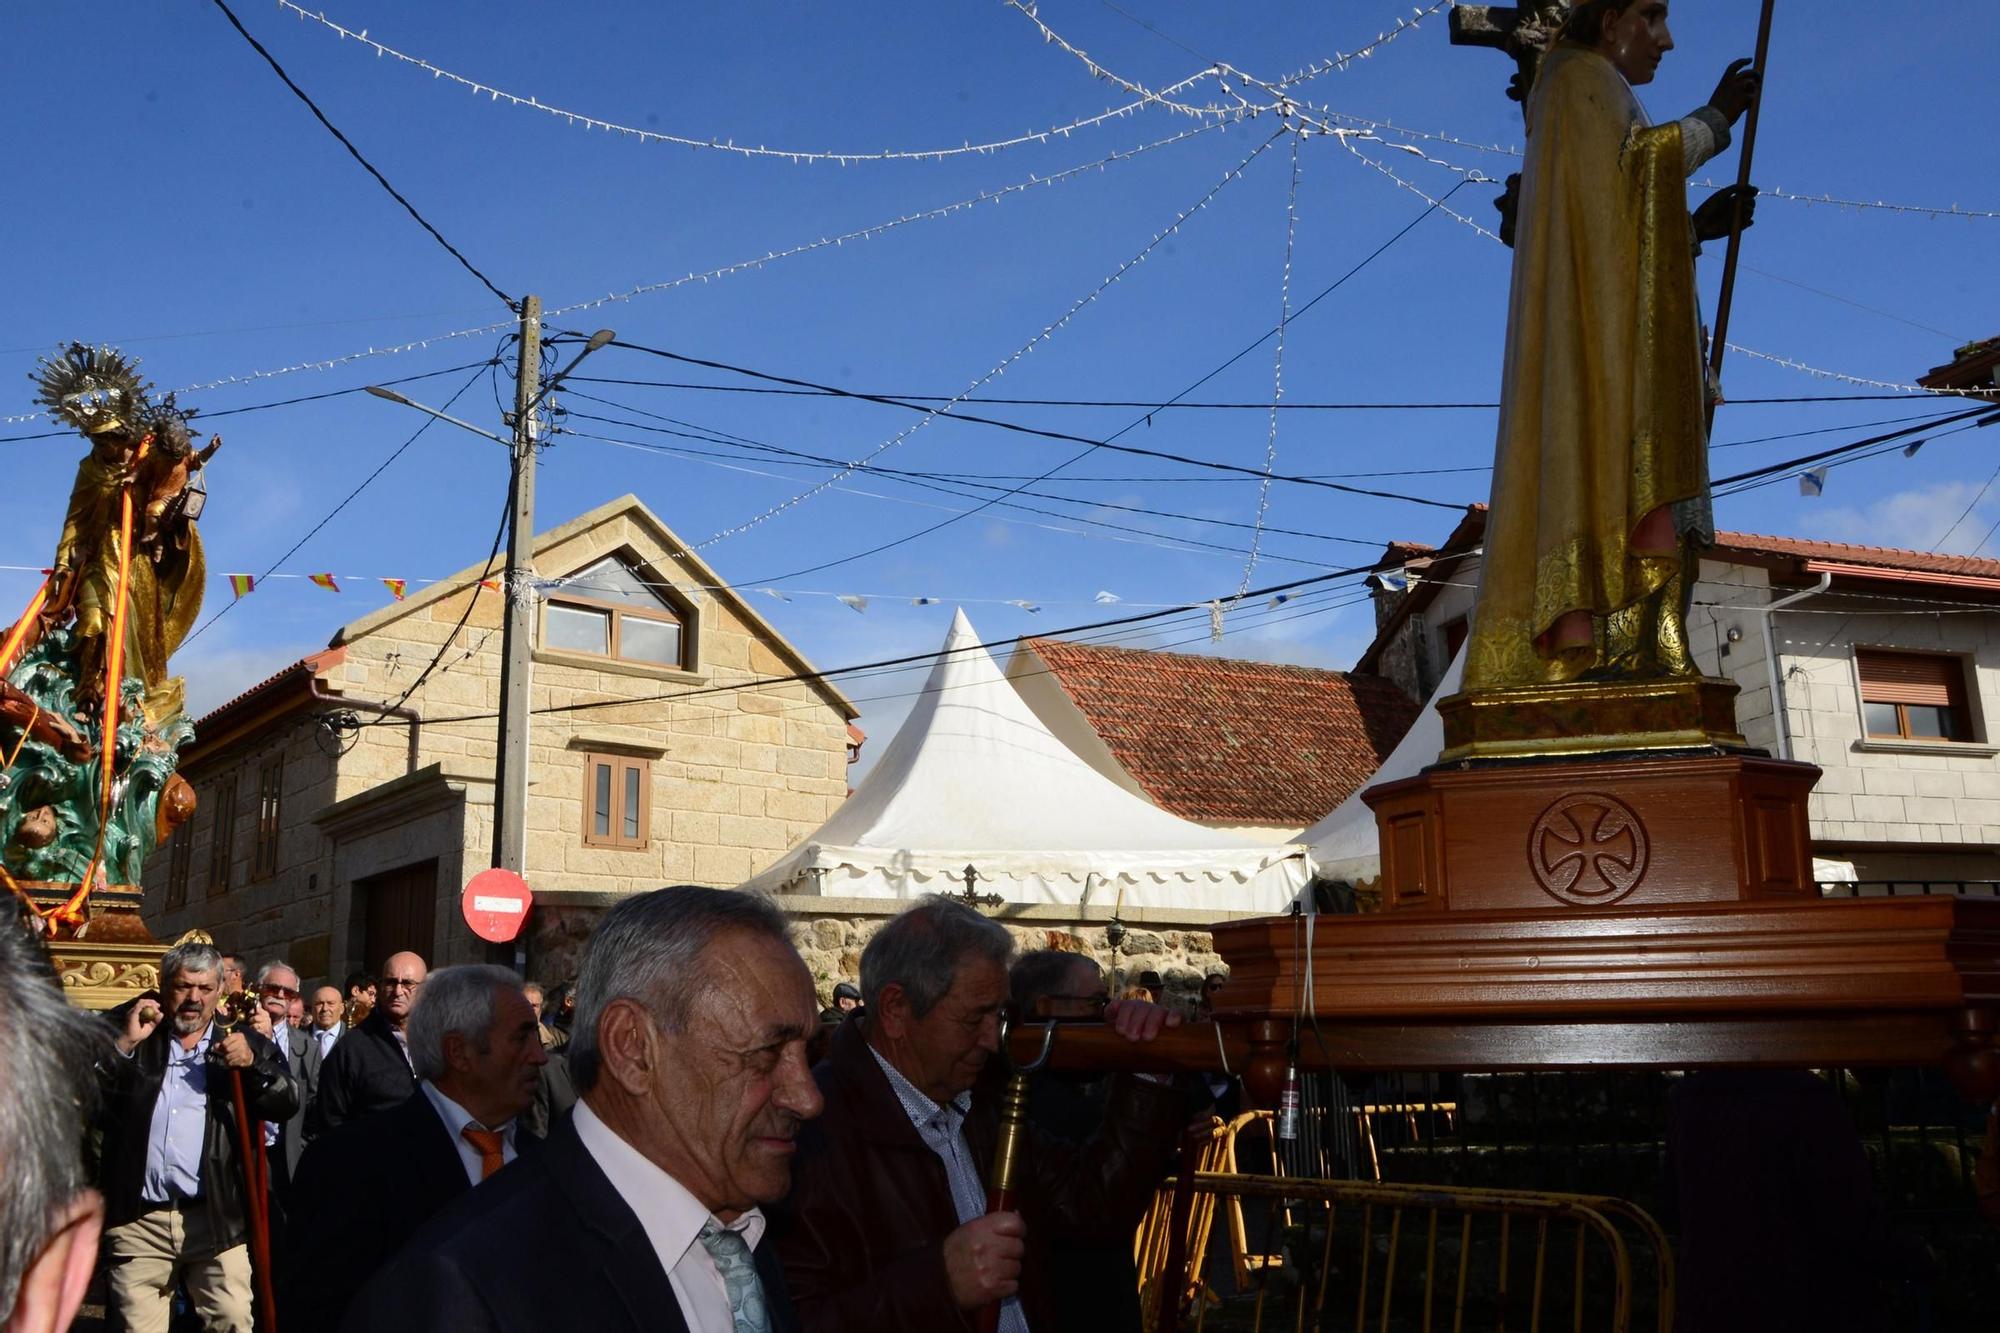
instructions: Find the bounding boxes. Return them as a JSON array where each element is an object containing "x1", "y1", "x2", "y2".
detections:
[{"x1": 1010, "y1": 888, "x2": 2000, "y2": 1108}]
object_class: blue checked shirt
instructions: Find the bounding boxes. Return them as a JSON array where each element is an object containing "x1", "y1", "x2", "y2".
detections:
[{"x1": 867, "y1": 1046, "x2": 1031, "y2": 1333}]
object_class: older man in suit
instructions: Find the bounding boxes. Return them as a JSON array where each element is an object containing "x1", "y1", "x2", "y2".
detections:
[
  {"x1": 348, "y1": 887, "x2": 821, "y2": 1333},
  {"x1": 283, "y1": 963, "x2": 545, "y2": 1333},
  {"x1": 253, "y1": 960, "x2": 321, "y2": 1207}
]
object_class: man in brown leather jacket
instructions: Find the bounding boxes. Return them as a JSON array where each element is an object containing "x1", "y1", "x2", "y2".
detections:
[{"x1": 774, "y1": 897, "x2": 1186, "y2": 1333}]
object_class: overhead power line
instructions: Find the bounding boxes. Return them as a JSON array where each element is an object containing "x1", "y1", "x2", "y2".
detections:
[
  {"x1": 594, "y1": 340, "x2": 1462, "y2": 511},
  {"x1": 207, "y1": 0, "x2": 516, "y2": 310}
]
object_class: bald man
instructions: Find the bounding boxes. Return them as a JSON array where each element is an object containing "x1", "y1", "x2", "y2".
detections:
[{"x1": 313, "y1": 952, "x2": 426, "y2": 1132}]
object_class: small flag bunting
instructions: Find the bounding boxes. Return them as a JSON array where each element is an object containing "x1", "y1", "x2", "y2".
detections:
[
  {"x1": 228, "y1": 574, "x2": 255, "y2": 599},
  {"x1": 910, "y1": 596, "x2": 941, "y2": 606},
  {"x1": 308, "y1": 573, "x2": 340, "y2": 593},
  {"x1": 1266, "y1": 592, "x2": 1293, "y2": 611},
  {"x1": 382, "y1": 578, "x2": 407, "y2": 601},
  {"x1": 1006, "y1": 599, "x2": 1041, "y2": 614},
  {"x1": 1799, "y1": 468, "x2": 1829, "y2": 497},
  {"x1": 478, "y1": 578, "x2": 501, "y2": 592},
  {"x1": 759, "y1": 588, "x2": 792, "y2": 602},
  {"x1": 1093, "y1": 590, "x2": 1121, "y2": 604},
  {"x1": 836, "y1": 594, "x2": 868, "y2": 614}
]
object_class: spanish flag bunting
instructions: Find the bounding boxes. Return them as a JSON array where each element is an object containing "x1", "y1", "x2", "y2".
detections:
[
  {"x1": 382, "y1": 578, "x2": 407, "y2": 601},
  {"x1": 309, "y1": 573, "x2": 341, "y2": 593},
  {"x1": 478, "y1": 578, "x2": 500, "y2": 592},
  {"x1": 228, "y1": 574, "x2": 255, "y2": 599}
]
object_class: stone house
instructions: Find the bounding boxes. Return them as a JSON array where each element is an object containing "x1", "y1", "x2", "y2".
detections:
[
  {"x1": 1363, "y1": 507, "x2": 2000, "y2": 884},
  {"x1": 140, "y1": 495, "x2": 859, "y2": 982},
  {"x1": 1005, "y1": 637, "x2": 1420, "y2": 842}
]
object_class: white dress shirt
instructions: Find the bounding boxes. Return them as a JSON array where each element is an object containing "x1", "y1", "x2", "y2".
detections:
[
  {"x1": 419, "y1": 1080, "x2": 520, "y2": 1186},
  {"x1": 572, "y1": 1099, "x2": 761, "y2": 1333},
  {"x1": 312, "y1": 1022, "x2": 343, "y2": 1059}
]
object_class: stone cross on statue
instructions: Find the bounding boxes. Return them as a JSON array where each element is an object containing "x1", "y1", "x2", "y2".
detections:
[
  {"x1": 1449, "y1": 3, "x2": 1570, "y2": 114},
  {"x1": 1449, "y1": 3, "x2": 1575, "y2": 246}
]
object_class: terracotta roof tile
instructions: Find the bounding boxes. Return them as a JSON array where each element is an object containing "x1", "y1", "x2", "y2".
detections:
[
  {"x1": 1024, "y1": 638, "x2": 1420, "y2": 825},
  {"x1": 1712, "y1": 531, "x2": 2000, "y2": 582}
]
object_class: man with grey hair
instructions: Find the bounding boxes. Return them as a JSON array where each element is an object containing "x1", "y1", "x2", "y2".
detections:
[
  {"x1": 253, "y1": 959, "x2": 321, "y2": 1207},
  {"x1": 95, "y1": 938, "x2": 297, "y2": 1333},
  {"x1": 0, "y1": 917, "x2": 108, "y2": 1333},
  {"x1": 349, "y1": 886, "x2": 819, "y2": 1333},
  {"x1": 282, "y1": 964, "x2": 544, "y2": 1333},
  {"x1": 777, "y1": 895, "x2": 1187, "y2": 1333}
]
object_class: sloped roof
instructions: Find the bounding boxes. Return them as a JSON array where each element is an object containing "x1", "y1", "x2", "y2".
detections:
[
  {"x1": 183, "y1": 647, "x2": 347, "y2": 767},
  {"x1": 329, "y1": 493, "x2": 857, "y2": 719},
  {"x1": 741, "y1": 610, "x2": 1312, "y2": 909},
  {"x1": 1019, "y1": 637, "x2": 1421, "y2": 825},
  {"x1": 1711, "y1": 531, "x2": 2000, "y2": 583}
]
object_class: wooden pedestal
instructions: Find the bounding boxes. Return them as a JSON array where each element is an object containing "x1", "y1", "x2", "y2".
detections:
[
  {"x1": 25, "y1": 886, "x2": 170, "y2": 1010},
  {"x1": 1362, "y1": 751, "x2": 1820, "y2": 914}
]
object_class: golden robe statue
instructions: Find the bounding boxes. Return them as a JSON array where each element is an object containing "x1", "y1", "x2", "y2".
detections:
[{"x1": 1462, "y1": 42, "x2": 1714, "y2": 691}]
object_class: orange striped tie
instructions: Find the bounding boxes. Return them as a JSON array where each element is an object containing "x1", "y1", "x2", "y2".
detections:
[{"x1": 460, "y1": 1125, "x2": 506, "y2": 1181}]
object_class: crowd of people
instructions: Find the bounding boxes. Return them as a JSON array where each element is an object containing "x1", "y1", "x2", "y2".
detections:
[{"x1": 1, "y1": 891, "x2": 1207, "y2": 1333}]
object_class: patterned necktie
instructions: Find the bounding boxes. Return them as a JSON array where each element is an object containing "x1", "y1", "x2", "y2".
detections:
[
  {"x1": 696, "y1": 1220, "x2": 771, "y2": 1333},
  {"x1": 460, "y1": 1125, "x2": 505, "y2": 1181}
]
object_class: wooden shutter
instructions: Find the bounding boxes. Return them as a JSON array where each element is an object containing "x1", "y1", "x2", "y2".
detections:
[{"x1": 1857, "y1": 650, "x2": 1961, "y2": 706}]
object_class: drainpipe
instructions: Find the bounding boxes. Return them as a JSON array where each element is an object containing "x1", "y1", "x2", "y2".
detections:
[
  {"x1": 310, "y1": 681, "x2": 421, "y2": 774},
  {"x1": 1753, "y1": 571, "x2": 1831, "y2": 761}
]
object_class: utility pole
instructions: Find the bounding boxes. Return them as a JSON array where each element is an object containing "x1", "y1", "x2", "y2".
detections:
[{"x1": 492, "y1": 294, "x2": 541, "y2": 882}]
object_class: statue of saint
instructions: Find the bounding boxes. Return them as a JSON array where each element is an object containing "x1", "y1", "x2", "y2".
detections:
[
  {"x1": 1462, "y1": 1, "x2": 1759, "y2": 690},
  {"x1": 32, "y1": 345, "x2": 216, "y2": 724}
]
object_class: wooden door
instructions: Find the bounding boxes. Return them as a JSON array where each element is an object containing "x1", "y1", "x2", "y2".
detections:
[{"x1": 358, "y1": 858, "x2": 438, "y2": 971}]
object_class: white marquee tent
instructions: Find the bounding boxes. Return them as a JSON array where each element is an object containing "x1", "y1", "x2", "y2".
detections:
[
  {"x1": 1298, "y1": 648, "x2": 1463, "y2": 884},
  {"x1": 742, "y1": 610, "x2": 1315, "y2": 911}
]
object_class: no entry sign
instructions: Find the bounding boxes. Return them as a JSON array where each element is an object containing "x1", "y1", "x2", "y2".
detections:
[{"x1": 461, "y1": 868, "x2": 533, "y2": 943}]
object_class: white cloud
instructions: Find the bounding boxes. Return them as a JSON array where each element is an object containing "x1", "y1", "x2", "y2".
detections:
[
  {"x1": 1803, "y1": 480, "x2": 1997, "y2": 555},
  {"x1": 173, "y1": 633, "x2": 324, "y2": 719}
]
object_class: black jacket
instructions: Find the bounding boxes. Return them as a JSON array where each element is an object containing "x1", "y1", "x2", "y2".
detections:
[
  {"x1": 95, "y1": 1020, "x2": 298, "y2": 1250},
  {"x1": 343, "y1": 1112, "x2": 798, "y2": 1333},
  {"x1": 312, "y1": 1010, "x2": 417, "y2": 1133},
  {"x1": 283, "y1": 1088, "x2": 541, "y2": 1333}
]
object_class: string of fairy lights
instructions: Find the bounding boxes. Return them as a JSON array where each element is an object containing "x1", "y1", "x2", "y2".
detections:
[{"x1": 6, "y1": 0, "x2": 1993, "y2": 664}]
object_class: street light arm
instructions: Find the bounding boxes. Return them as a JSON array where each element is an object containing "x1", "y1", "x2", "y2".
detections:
[
  {"x1": 525, "y1": 328, "x2": 615, "y2": 414},
  {"x1": 362, "y1": 385, "x2": 511, "y2": 447}
]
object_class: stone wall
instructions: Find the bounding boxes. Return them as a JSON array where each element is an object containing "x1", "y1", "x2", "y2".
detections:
[{"x1": 524, "y1": 892, "x2": 1245, "y2": 1014}]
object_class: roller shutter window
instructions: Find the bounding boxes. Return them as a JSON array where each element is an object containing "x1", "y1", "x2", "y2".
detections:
[{"x1": 1856, "y1": 649, "x2": 1972, "y2": 742}]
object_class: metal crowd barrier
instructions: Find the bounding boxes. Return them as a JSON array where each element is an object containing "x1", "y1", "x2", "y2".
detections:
[{"x1": 1136, "y1": 1122, "x2": 1673, "y2": 1332}]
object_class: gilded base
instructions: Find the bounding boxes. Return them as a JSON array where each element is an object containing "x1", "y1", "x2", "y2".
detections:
[
  {"x1": 23, "y1": 887, "x2": 171, "y2": 1009},
  {"x1": 1436, "y1": 676, "x2": 1748, "y2": 763}
]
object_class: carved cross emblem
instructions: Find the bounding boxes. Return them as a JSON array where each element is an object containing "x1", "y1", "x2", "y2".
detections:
[{"x1": 1529, "y1": 793, "x2": 1650, "y2": 905}]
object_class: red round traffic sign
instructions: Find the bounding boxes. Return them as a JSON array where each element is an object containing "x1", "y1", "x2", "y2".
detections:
[{"x1": 461, "y1": 868, "x2": 533, "y2": 943}]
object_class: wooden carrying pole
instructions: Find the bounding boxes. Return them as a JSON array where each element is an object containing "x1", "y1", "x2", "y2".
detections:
[
  {"x1": 1704, "y1": 0, "x2": 1778, "y2": 422},
  {"x1": 228, "y1": 1068, "x2": 278, "y2": 1331}
]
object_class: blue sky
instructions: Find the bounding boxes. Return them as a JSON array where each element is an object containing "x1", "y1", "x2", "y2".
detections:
[{"x1": 6, "y1": 1, "x2": 1995, "y2": 760}]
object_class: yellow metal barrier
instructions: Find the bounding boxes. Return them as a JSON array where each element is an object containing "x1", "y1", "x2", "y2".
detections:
[
  {"x1": 1353, "y1": 1101, "x2": 1460, "y2": 1182},
  {"x1": 1133, "y1": 1116, "x2": 1231, "y2": 1328},
  {"x1": 1181, "y1": 1170, "x2": 1674, "y2": 1333}
]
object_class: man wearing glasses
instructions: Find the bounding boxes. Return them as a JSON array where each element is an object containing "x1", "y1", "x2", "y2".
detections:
[
  {"x1": 254, "y1": 961, "x2": 322, "y2": 1211},
  {"x1": 313, "y1": 952, "x2": 426, "y2": 1132}
]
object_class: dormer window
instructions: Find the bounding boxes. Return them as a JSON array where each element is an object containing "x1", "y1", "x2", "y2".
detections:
[{"x1": 542, "y1": 555, "x2": 692, "y2": 670}]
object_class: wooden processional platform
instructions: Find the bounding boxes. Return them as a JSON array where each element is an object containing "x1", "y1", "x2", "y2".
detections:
[{"x1": 1016, "y1": 683, "x2": 2000, "y2": 1109}]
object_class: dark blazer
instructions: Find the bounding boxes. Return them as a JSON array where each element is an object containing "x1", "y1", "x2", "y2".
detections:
[
  {"x1": 312, "y1": 1010, "x2": 417, "y2": 1133},
  {"x1": 282, "y1": 1088, "x2": 539, "y2": 1333},
  {"x1": 773, "y1": 1017, "x2": 1183, "y2": 1333},
  {"x1": 95, "y1": 1020, "x2": 298, "y2": 1250},
  {"x1": 272, "y1": 1022, "x2": 323, "y2": 1191},
  {"x1": 342, "y1": 1113, "x2": 800, "y2": 1333}
]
